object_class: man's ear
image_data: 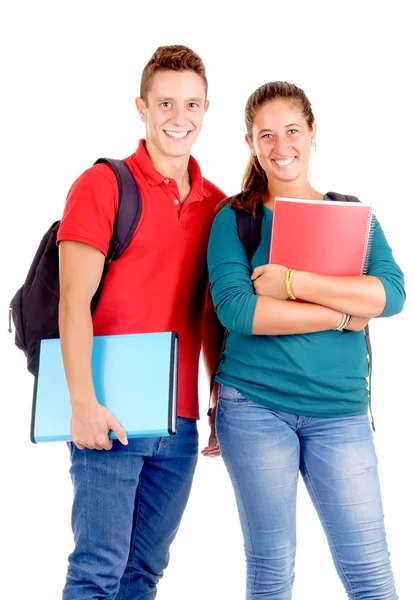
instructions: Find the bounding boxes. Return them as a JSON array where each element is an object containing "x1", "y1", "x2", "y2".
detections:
[
  {"x1": 135, "y1": 97, "x2": 147, "y2": 123},
  {"x1": 204, "y1": 99, "x2": 210, "y2": 113}
]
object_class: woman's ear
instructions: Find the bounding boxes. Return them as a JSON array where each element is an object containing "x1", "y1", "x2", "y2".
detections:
[
  {"x1": 245, "y1": 134, "x2": 256, "y2": 155},
  {"x1": 310, "y1": 122, "x2": 317, "y2": 146}
]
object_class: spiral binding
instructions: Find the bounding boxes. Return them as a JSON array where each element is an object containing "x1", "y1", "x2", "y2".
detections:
[{"x1": 361, "y1": 206, "x2": 376, "y2": 275}]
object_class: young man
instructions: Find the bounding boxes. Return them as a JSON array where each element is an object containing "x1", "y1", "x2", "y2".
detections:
[{"x1": 57, "y1": 45, "x2": 225, "y2": 599}]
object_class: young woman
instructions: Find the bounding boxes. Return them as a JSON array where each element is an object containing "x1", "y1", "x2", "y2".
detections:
[{"x1": 205, "y1": 81, "x2": 405, "y2": 599}]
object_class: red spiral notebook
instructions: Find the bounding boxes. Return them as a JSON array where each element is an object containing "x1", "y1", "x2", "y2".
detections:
[{"x1": 269, "y1": 197, "x2": 375, "y2": 276}]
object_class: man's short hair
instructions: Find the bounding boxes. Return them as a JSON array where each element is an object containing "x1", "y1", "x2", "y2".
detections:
[{"x1": 140, "y1": 45, "x2": 208, "y2": 103}]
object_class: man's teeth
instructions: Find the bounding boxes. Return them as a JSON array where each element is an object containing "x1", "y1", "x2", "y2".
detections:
[
  {"x1": 274, "y1": 157, "x2": 295, "y2": 166},
  {"x1": 165, "y1": 130, "x2": 189, "y2": 139}
]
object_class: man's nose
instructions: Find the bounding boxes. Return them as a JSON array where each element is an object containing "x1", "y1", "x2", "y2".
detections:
[{"x1": 171, "y1": 106, "x2": 186, "y2": 127}]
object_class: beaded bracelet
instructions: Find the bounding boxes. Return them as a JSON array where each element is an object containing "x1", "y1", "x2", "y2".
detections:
[{"x1": 285, "y1": 269, "x2": 296, "y2": 300}]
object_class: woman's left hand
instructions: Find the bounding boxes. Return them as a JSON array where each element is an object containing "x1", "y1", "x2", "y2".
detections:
[
  {"x1": 201, "y1": 404, "x2": 221, "y2": 458},
  {"x1": 251, "y1": 264, "x2": 289, "y2": 299}
]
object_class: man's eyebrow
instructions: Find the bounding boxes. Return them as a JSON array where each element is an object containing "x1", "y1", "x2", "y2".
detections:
[
  {"x1": 285, "y1": 123, "x2": 301, "y2": 128},
  {"x1": 155, "y1": 96, "x2": 204, "y2": 103},
  {"x1": 258, "y1": 128, "x2": 273, "y2": 134}
]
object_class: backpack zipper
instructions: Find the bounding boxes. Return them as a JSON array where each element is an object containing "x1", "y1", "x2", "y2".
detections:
[{"x1": 8, "y1": 305, "x2": 12, "y2": 333}]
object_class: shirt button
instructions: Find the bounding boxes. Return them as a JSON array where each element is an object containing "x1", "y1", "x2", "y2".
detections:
[
  {"x1": 174, "y1": 199, "x2": 179, "y2": 205},
  {"x1": 164, "y1": 178, "x2": 169, "y2": 184}
]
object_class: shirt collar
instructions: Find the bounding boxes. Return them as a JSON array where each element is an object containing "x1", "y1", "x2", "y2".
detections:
[{"x1": 131, "y1": 139, "x2": 211, "y2": 198}]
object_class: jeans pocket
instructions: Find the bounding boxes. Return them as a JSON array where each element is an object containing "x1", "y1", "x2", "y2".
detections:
[{"x1": 218, "y1": 384, "x2": 253, "y2": 406}]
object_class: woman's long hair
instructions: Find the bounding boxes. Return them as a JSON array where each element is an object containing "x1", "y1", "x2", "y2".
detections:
[{"x1": 218, "y1": 81, "x2": 315, "y2": 215}]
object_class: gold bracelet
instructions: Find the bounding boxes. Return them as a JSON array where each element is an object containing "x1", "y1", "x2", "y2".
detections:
[{"x1": 285, "y1": 269, "x2": 296, "y2": 300}]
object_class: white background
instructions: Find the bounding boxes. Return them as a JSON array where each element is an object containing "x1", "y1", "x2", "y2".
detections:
[{"x1": 1, "y1": 1, "x2": 412, "y2": 598}]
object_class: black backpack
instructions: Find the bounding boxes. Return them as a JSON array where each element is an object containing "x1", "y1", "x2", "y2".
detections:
[
  {"x1": 9, "y1": 158, "x2": 142, "y2": 375},
  {"x1": 210, "y1": 192, "x2": 374, "y2": 429}
]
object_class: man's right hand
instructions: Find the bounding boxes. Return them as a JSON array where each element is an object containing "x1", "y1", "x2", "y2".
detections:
[{"x1": 71, "y1": 401, "x2": 128, "y2": 450}]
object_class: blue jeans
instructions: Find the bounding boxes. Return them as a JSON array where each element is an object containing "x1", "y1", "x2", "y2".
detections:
[
  {"x1": 216, "y1": 384, "x2": 398, "y2": 600},
  {"x1": 63, "y1": 417, "x2": 198, "y2": 600}
]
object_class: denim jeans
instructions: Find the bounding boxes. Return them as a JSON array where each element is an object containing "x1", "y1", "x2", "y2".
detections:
[
  {"x1": 63, "y1": 417, "x2": 198, "y2": 600},
  {"x1": 216, "y1": 384, "x2": 398, "y2": 600}
]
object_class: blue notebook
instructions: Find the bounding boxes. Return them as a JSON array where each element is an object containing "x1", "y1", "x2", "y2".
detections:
[{"x1": 31, "y1": 332, "x2": 178, "y2": 443}]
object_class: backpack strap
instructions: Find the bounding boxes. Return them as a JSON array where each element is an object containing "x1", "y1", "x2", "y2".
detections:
[
  {"x1": 90, "y1": 158, "x2": 142, "y2": 314},
  {"x1": 235, "y1": 201, "x2": 265, "y2": 264},
  {"x1": 326, "y1": 191, "x2": 360, "y2": 204},
  {"x1": 94, "y1": 158, "x2": 142, "y2": 262}
]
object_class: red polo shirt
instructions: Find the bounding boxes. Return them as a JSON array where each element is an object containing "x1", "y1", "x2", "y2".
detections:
[{"x1": 57, "y1": 140, "x2": 226, "y2": 419}]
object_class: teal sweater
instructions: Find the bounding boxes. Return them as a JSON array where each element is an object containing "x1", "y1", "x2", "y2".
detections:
[{"x1": 207, "y1": 202, "x2": 406, "y2": 417}]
